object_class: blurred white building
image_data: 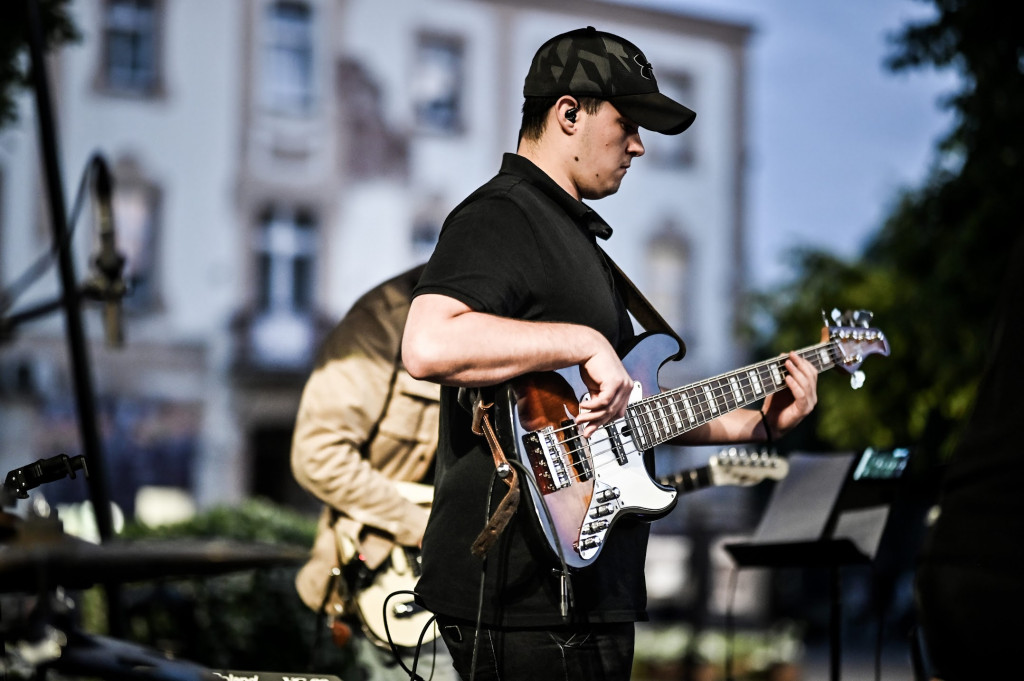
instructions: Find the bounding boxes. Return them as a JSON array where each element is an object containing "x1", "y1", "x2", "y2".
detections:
[{"x1": 0, "y1": 0, "x2": 752, "y2": 525}]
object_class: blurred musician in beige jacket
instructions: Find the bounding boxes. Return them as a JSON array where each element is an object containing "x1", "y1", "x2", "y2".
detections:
[{"x1": 291, "y1": 264, "x2": 441, "y2": 679}]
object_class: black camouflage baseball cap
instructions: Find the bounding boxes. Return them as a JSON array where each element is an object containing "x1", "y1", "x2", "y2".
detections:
[{"x1": 523, "y1": 26, "x2": 696, "y2": 135}]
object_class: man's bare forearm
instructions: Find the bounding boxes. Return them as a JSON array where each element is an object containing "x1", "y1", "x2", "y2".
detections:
[{"x1": 402, "y1": 294, "x2": 609, "y2": 386}]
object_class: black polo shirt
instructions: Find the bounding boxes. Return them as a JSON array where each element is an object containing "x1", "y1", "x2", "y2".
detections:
[{"x1": 413, "y1": 153, "x2": 650, "y2": 627}]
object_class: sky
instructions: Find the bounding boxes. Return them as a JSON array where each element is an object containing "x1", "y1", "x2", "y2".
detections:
[{"x1": 625, "y1": 0, "x2": 960, "y2": 288}]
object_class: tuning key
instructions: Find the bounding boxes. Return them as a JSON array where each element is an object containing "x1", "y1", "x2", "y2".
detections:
[
  {"x1": 850, "y1": 370, "x2": 866, "y2": 389},
  {"x1": 853, "y1": 310, "x2": 874, "y2": 328}
]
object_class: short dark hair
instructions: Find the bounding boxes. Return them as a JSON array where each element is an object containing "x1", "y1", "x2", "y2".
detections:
[{"x1": 518, "y1": 96, "x2": 603, "y2": 142}]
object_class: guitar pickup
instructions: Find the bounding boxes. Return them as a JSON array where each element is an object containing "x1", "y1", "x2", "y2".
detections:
[
  {"x1": 606, "y1": 423, "x2": 628, "y2": 465},
  {"x1": 561, "y1": 418, "x2": 593, "y2": 482}
]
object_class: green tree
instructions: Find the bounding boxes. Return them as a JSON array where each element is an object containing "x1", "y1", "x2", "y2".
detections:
[
  {"x1": 753, "y1": 0, "x2": 1024, "y2": 466},
  {"x1": 0, "y1": 0, "x2": 78, "y2": 128}
]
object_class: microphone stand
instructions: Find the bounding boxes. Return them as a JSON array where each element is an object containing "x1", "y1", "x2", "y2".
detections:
[{"x1": 22, "y1": 0, "x2": 123, "y2": 635}]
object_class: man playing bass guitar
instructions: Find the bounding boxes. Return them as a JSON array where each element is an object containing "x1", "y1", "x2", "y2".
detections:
[{"x1": 402, "y1": 27, "x2": 819, "y2": 681}]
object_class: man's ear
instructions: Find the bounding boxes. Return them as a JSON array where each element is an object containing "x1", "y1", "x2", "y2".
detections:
[{"x1": 555, "y1": 96, "x2": 579, "y2": 134}]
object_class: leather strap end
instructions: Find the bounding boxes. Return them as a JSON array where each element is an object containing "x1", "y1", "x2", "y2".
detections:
[
  {"x1": 470, "y1": 481, "x2": 520, "y2": 559},
  {"x1": 471, "y1": 400, "x2": 494, "y2": 436}
]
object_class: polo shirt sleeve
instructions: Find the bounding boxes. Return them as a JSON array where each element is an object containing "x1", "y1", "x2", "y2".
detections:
[{"x1": 414, "y1": 195, "x2": 538, "y2": 318}]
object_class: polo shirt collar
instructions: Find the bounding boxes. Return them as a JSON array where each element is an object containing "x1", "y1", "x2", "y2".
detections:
[{"x1": 499, "y1": 153, "x2": 614, "y2": 240}]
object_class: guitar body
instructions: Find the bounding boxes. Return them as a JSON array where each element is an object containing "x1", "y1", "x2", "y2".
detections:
[
  {"x1": 353, "y1": 546, "x2": 438, "y2": 649},
  {"x1": 495, "y1": 333, "x2": 682, "y2": 569},
  {"x1": 344, "y1": 482, "x2": 438, "y2": 649}
]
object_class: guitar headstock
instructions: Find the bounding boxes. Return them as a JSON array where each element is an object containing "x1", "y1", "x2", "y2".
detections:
[
  {"x1": 708, "y1": 447, "x2": 789, "y2": 487},
  {"x1": 823, "y1": 308, "x2": 891, "y2": 387}
]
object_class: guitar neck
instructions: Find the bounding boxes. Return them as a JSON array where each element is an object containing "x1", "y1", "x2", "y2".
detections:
[{"x1": 626, "y1": 340, "x2": 838, "y2": 450}]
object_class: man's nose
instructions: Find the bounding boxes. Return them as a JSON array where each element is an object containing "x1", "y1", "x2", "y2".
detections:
[{"x1": 629, "y1": 133, "x2": 645, "y2": 157}]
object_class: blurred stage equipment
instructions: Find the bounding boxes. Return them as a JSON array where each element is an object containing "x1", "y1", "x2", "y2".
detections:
[
  {"x1": 1, "y1": 456, "x2": 307, "y2": 681},
  {"x1": 81, "y1": 154, "x2": 128, "y2": 349},
  {"x1": 725, "y1": 448, "x2": 910, "y2": 681},
  {"x1": 3, "y1": 453, "x2": 89, "y2": 502},
  {"x1": 14, "y1": 0, "x2": 119, "y2": 548},
  {"x1": 6, "y1": 0, "x2": 133, "y2": 631}
]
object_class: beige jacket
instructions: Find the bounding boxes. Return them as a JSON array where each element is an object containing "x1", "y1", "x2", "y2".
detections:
[{"x1": 291, "y1": 265, "x2": 439, "y2": 613}]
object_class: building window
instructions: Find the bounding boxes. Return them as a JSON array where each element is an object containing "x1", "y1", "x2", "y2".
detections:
[
  {"x1": 109, "y1": 157, "x2": 162, "y2": 313},
  {"x1": 646, "y1": 221, "x2": 692, "y2": 334},
  {"x1": 98, "y1": 0, "x2": 163, "y2": 96},
  {"x1": 645, "y1": 71, "x2": 696, "y2": 168},
  {"x1": 412, "y1": 33, "x2": 465, "y2": 134},
  {"x1": 262, "y1": 0, "x2": 315, "y2": 115},
  {"x1": 249, "y1": 206, "x2": 318, "y2": 368},
  {"x1": 255, "y1": 206, "x2": 316, "y2": 314}
]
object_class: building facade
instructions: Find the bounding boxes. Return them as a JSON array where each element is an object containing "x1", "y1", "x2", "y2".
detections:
[{"x1": 0, "y1": 0, "x2": 752, "y2": 534}]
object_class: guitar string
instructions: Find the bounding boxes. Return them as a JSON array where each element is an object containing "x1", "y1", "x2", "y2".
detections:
[{"x1": 534, "y1": 342, "x2": 843, "y2": 480}]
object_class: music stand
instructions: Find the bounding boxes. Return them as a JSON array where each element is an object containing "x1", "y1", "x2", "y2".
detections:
[{"x1": 724, "y1": 450, "x2": 905, "y2": 681}]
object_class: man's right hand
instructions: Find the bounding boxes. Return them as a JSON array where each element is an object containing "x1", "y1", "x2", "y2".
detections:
[{"x1": 575, "y1": 339, "x2": 634, "y2": 438}]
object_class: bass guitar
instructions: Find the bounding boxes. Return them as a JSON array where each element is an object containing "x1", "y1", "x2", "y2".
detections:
[{"x1": 493, "y1": 311, "x2": 889, "y2": 569}]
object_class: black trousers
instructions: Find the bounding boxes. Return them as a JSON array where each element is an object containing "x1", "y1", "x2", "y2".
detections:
[{"x1": 436, "y1": 619, "x2": 634, "y2": 681}]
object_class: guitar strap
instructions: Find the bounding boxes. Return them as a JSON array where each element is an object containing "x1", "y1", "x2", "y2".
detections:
[
  {"x1": 468, "y1": 400, "x2": 520, "y2": 559},
  {"x1": 602, "y1": 249, "x2": 686, "y2": 360}
]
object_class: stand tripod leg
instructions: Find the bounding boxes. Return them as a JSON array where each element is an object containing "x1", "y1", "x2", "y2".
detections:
[{"x1": 830, "y1": 565, "x2": 842, "y2": 681}]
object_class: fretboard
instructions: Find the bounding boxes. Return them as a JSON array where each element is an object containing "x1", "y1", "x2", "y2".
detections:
[{"x1": 625, "y1": 341, "x2": 839, "y2": 449}]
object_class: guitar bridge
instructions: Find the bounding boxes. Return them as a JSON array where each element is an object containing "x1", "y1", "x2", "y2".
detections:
[{"x1": 523, "y1": 427, "x2": 571, "y2": 491}]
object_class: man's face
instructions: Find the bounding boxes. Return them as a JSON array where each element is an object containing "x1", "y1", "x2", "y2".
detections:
[{"x1": 573, "y1": 101, "x2": 645, "y2": 200}]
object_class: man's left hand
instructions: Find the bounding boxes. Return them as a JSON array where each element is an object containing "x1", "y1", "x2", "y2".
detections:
[{"x1": 762, "y1": 351, "x2": 818, "y2": 437}]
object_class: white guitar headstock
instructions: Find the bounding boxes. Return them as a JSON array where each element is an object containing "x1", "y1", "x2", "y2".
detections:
[{"x1": 708, "y1": 447, "x2": 789, "y2": 487}]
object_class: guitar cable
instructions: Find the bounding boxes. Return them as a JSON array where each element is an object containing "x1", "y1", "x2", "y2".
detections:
[
  {"x1": 466, "y1": 468, "x2": 501, "y2": 681},
  {"x1": 381, "y1": 589, "x2": 438, "y2": 681},
  {"x1": 1, "y1": 153, "x2": 95, "y2": 318}
]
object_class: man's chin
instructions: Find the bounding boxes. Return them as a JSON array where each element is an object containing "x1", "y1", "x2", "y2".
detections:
[{"x1": 582, "y1": 184, "x2": 623, "y2": 201}]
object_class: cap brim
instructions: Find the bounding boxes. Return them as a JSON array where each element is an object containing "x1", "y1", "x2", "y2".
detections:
[{"x1": 611, "y1": 92, "x2": 696, "y2": 135}]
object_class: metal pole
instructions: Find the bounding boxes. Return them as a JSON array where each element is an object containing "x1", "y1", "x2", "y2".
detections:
[
  {"x1": 23, "y1": 0, "x2": 124, "y2": 636},
  {"x1": 23, "y1": 0, "x2": 116, "y2": 545},
  {"x1": 18, "y1": 0, "x2": 137, "y2": 621},
  {"x1": 830, "y1": 565, "x2": 842, "y2": 681}
]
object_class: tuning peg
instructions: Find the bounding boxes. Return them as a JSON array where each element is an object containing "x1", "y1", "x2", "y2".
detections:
[
  {"x1": 850, "y1": 370, "x2": 865, "y2": 389},
  {"x1": 853, "y1": 310, "x2": 873, "y2": 328},
  {"x1": 823, "y1": 308, "x2": 843, "y2": 326}
]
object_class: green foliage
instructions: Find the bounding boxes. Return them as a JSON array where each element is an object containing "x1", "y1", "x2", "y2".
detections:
[
  {"x1": 752, "y1": 0, "x2": 1024, "y2": 469},
  {"x1": 0, "y1": 0, "x2": 79, "y2": 128},
  {"x1": 88, "y1": 499, "x2": 359, "y2": 676},
  {"x1": 119, "y1": 497, "x2": 318, "y2": 546}
]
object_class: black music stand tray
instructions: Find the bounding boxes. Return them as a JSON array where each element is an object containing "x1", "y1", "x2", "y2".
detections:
[{"x1": 724, "y1": 452, "x2": 896, "y2": 681}]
